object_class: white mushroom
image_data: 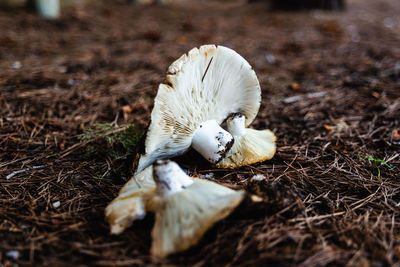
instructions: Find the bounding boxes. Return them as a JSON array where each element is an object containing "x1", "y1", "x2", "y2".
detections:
[
  {"x1": 105, "y1": 166, "x2": 156, "y2": 235},
  {"x1": 150, "y1": 160, "x2": 245, "y2": 258},
  {"x1": 216, "y1": 113, "x2": 276, "y2": 169},
  {"x1": 135, "y1": 45, "x2": 261, "y2": 173},
  {"x1": 105, "y1": 45, "x2": 261, "y2": 234}
]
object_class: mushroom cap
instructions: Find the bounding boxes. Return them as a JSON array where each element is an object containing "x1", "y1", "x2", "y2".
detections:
[
  {"x1": 151, "y1": 178, "x2": 245, "y2": 258},
  {"x1": 216, "y1": 128, "x2": 277, "y2": 169},
  {"x1": 105, "y1": 166, "x2": 156, "y2": 234},
  {"x1": 136, "y1": 45, "x2": 261, "y2": 172}
]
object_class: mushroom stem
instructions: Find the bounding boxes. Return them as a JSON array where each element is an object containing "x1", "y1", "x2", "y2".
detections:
[
  {"x1": 227, "y1": 113, "x2": 246, "y2": 136},
  {"x1": 153, "y1": 160, "x2": 193, "y2": 197},
  {"x1": 216, "y1": 113, "x2": 277, "y2": 169},
  {"x1": 191, "y1": 120, "x2": 234, "y2": 164}
]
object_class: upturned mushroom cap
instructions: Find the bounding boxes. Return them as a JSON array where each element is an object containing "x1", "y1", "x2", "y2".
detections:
[
  {"x1": 135, "y1": 45, "x2": 261, "y2": 173},
  {"x1": 105, "y1": 166, "x2": 156, "y2": 235},
  {"x1": 216, "y1": 113, "x2": 276, "y2": 169},
  {"x1": 150, "y1": 160, "x2": 245, "y2": 258}
]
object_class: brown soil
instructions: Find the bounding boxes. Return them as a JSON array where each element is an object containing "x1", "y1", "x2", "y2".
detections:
[{"x1": 1, "y1": 0, "x2": 400, "y2": 266}]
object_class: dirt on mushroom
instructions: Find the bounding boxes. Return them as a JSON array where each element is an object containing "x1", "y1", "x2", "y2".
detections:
[{"x1": 1, "y1": 0, "x2": 400, "y2": 266}]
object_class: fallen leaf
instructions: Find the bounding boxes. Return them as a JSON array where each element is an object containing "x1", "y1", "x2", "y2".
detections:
[
  {"x1": 371, "y1": 91, "x2": 380, "y2": 98},
  {"x1": 393, "y1": 128, "x2": 400, "y2": 141},
  {"x1": 324, "y1": 124, "x2": 334, "y2": 131},
  {"x1": 289, "y1": 82, "x2": 300, "y2": 90}
]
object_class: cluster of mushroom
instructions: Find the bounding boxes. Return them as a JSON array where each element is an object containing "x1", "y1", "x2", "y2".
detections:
[{"x1": 105, "y1": 45, "x2": 276, "y2": 258}]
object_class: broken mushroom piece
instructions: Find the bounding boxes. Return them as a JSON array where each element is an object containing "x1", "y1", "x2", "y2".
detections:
[
  {"x1": 150, "y1": 160, "x2": 245, "y2": 258},
  {"x1": 134, "y1": 44, "x2": 261, "y2": 173},
  {"x1": 105, "y1": 166, "x2": 156, "y2": 235},
  {"x1": 216, "y1": 113, "x2": 276, "y2": 169}
]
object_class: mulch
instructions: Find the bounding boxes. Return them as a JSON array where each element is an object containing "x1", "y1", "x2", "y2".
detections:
[{"x1": 1, "y1": 0, "x2": 399, "y2": 265}]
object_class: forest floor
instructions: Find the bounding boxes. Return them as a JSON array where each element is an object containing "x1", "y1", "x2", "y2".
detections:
[{"x1": 1, "y1": 0, "x2": 400, "y2": 266}]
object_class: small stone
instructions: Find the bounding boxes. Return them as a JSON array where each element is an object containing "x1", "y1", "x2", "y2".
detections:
[
  {"x1": 283, "y1": 95, "x2": 303, "y2": 104},
  {"x1": 265, "y1": 52, "x2": 276, "y2": 64},
  {"x1": 6, "y1": 250, "x2": 19, "y2": 259},
  {"x1": 384, "y1": 17, "x2": 394, "y2": 28},
  {"x1": 251, "y1": 174, "x2": 266, "y2": 182},
  {"x1": 52, "y1": 201, "x2": 61, "y2": 208},
  {"x1": 12, "y1": 61, "x2": 21, "y2": 69},
  {"x1": 200, "y1": 173, "x2": 214, "y2": 179}
]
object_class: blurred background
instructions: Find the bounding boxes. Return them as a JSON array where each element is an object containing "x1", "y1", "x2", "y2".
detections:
[{"x1": 1, "y1": 0, "x2": 399, "y2": 130}]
